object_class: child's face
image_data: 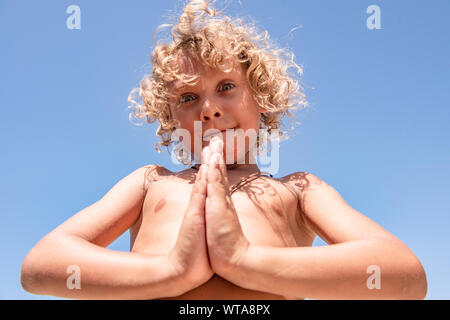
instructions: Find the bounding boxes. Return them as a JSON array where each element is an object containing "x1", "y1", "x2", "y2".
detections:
[{"x1": 170, "y1": 53, "x2": 266, "y2": 164}]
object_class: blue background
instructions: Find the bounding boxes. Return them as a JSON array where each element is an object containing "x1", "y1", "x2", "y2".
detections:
[{"x1": 1, "y1": 0, "x2": 449, "y2": 299}]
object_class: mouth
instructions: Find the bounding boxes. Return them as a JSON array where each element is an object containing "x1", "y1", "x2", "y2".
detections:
[{"x1": 203, "y1": 127, "x2": 238, "y2": 141}]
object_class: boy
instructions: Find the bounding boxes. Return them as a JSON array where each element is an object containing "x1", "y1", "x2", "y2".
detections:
[{"x1": 20, "y1": 0, "x2": 427, "y2": 299}]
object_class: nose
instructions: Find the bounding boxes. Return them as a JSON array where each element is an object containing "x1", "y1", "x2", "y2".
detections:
[{"x1": 200, "y1": 98, "x2": 224, "y2": 122}]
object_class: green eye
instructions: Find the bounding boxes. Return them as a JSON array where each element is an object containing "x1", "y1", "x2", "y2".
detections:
[
  {"x1": 180, "y1": 94, "x2": 196, "y2": 103},
  {"x1": 220, "y1": 83, "x2": 235, "y2": 92}
]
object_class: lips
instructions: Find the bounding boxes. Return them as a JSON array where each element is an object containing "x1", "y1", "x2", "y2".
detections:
[
  {"x1": 203, "y1": 127, "x2": 237, "y2": 140},
  {"x1": 203, "y1": 130, "x2": 225, "y2": 138}
]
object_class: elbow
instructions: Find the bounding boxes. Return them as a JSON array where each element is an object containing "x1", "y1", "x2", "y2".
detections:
[
  {"x1": 20, "y1": 255, "x2": 43, "y2": 295},
  {"x1": 406, "y1": 265, "x2": 428, "y2": 300},
  {"x1": 379, "y1": 237, "x2": 428, "y2": 300},
  {"x1": 20, "y1": 247, "x2": 51, "y2": 295},
  {"x1": 21, "y1": 233, "x2": 67, "y2": 295},
  {"x1": 397, "y1": 257, "x2": 428, "y2": 300}
]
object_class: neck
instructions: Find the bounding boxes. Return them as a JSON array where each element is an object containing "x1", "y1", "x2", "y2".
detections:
[
  {"x1": 192, "y1": 162, "x2": 260, "y2": 174},
  {"x1": 193, "y1": 149, "x2": 261, "y2": 175},
  {"x1": 229, "y1": 163, "x2": 261, "y2": 176}
]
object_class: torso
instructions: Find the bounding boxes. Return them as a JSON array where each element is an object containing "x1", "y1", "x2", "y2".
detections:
[{"x1": 129, "y1": 165, "x2": 316, "y2": 300}]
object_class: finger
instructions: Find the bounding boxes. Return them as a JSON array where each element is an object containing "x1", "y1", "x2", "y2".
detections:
[
  {"x1": 207, "y1": 153, "x2": 229, "y2": 199},
  {"x1": 208, "y1": 153, "x2": 222, "y2": 182},
  {"x1": 199, "y1": 163, "x2": 208, "y2": 182},
  {"x1": 202, "y1": 146, "x2": 211, "y2": 165},
  {"x1": 217, "y1": 153, "x2": 230, "y2": 188},
  {"x1": 189, "y1": 164, "x2": 208, "y2": 210},
  {"x1": 208, "y1": 141, "x2": 229, "y2": 189},
  {"x1": 209, "y1": 136, "x2": 224, "y2": 157}
]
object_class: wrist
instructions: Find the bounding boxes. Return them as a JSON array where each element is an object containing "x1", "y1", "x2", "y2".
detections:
[
  {"x1": 154, "y1": 253, "x2": 189, "y2": 298},
  {"x1": 166, "y1": 251, "x2": 214, "y2": 295},
  {"x1": 217, "y1": 242, "x2": 251, "y2": 280}
]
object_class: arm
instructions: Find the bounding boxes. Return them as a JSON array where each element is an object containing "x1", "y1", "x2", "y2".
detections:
[
  {"x1": 20, "y1": 165, "x2": 184, "y2": 299},
  {"x1": 224, "y1": 172, "x2": 428, "y2": 299}
]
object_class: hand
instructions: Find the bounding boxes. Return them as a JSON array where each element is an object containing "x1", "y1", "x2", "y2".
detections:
[
  {"x1": 168, "y1": 162, "x2": 213, "y2": 291},
  {"x1": 204, "y1": 137, "x2": 250, "y2": 275}
]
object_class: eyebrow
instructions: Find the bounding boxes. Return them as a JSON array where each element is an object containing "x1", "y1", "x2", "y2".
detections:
[
  {"x1": 172, "y1": 83, "x2": 196, "y2": 95},
  {"x1": 172, "y1": 77, "x2": 238, "y2": 95},
  {"x1": 173, "y1": 85, "x2": 189, "y2": 93}
]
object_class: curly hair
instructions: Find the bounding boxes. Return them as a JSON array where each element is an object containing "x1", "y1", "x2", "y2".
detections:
[{"x1": 128, "y1": 0, "x2": 307, "y2": 162}]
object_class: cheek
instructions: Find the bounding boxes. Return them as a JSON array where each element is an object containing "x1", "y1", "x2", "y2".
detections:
[
  {"x1": 171, "y1": 111, "x2": 196, "y2": 146},
  {"x1": 173, "y1": 107, "x2": 197, "y2": 129},
  {"x1": 235, "y1": 100, "x2": 261, "y2": 132}
]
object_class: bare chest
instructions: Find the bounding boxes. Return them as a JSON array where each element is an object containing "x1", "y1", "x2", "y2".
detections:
[
  {"x1": 130, "y1": 176, "x2": 313, "y2": 254},
  {"x1": 129, "y1": 174, "x2": 314, "y2": 300}
]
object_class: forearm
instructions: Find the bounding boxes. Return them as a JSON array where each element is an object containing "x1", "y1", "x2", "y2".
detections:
[
  {"x1": 226, "y1": 237, "x2": 427, "y2": 300},
  {"x1": 21, "y1": 233, "x2": 182, "y2": 299}
]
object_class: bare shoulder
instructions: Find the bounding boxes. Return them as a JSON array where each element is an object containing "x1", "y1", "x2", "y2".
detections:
[
  {"x1": 278, "y1": 171, "x2": 333, "y2": 237},
  {"x1": 280, "y1": 171, "x2": 402, "y2": 244},
  {"x1": 279, "y1": 171, "x2": 332, "y2": 196},
  {"x1": 137, "y1": 164, "x2": 172, "y2": 190}
]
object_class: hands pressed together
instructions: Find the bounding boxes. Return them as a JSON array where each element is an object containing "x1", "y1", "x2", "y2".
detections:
[{"x1": 168, "y1": 136, "x2": 251, "y2": 290}]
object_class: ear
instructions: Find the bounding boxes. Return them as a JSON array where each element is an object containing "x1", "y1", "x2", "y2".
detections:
[{"x1": 259, "y1": 106, "x2": 268, "y2": 114}]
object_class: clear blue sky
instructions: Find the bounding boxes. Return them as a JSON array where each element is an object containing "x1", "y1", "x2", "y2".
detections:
[{"x1": 1, "y1": 0, "x2": 449, "y2": 299}]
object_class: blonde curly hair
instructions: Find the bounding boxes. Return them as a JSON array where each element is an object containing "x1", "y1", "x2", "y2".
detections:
[{"x1": 128, "y1": 0, "x2": 307, "y2": 162}]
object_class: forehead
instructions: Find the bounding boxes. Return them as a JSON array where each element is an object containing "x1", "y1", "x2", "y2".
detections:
[{"x1": 171, "y1": 51, "x2": 245, "y2": 92}]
